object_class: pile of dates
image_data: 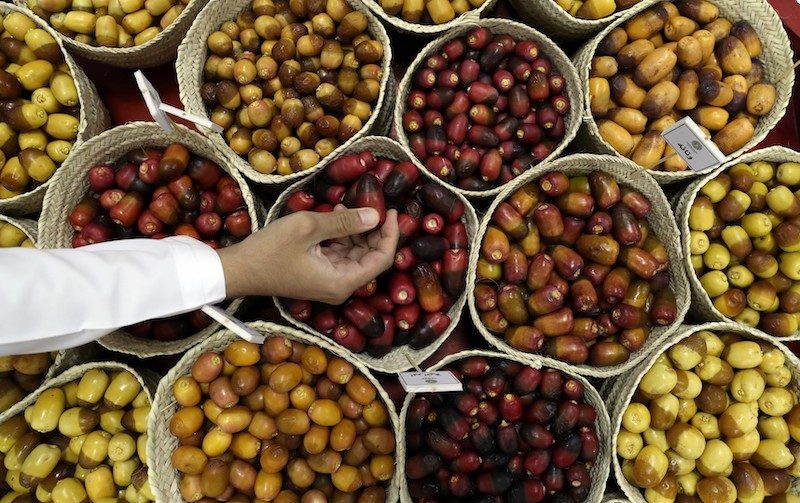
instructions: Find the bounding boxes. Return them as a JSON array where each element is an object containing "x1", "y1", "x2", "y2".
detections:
[
  {"x1": 475, "y1": 170, "x2": 678, "y2": 367},
  {"x1": 689, "y1": 159, "x2": 800, "y2": 337},
  {"x1": 0, "y1": 353, "x2": 54, "y2": 414},
  {"x1": 201, "y1": 0, "x2": 385, "y2": 176},
  {"x1": 590, "y1": 0, "x2": 776, "y2": 169},
  {"x1": 618, "y1": 330, "x2": 800, "y2": 502},
  {"x1": 405, "y1": 356, "x2": 600, "y2": 502},
  {"x1": 280, "y1": 150, "x2": 469, "y2": 356},
  {"x1": 169, "y1": 337, "x2": 396, "y2": 502},
  {"x1": 400, "y1": 26, "x2": 571, "y2": 192},
  {"x1": 0, "y1": 368, "x2": 153, "y2": 502},
  {"x1": 68, "y1": 142, "x2": 253, "y2": 340}
]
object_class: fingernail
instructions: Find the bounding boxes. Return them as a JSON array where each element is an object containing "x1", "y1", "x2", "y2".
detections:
[{"x1": 358, "y1": 208, "x2": 379, "y2": 226}]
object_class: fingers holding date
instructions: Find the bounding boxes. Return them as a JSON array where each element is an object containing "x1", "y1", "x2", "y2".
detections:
[
  {"x1": 473, "y1": 170, "x2": 676, "y2": 367},
  {"x1": 280, "y1": 147, "x2": 470, "y2": 358}
]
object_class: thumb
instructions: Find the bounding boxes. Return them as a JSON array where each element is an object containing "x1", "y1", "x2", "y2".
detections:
[{"x1": 305, "y1": 207, "x2": 380, "y2": 240}]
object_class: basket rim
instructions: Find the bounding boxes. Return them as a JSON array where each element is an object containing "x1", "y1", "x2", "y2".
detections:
[
  {"x1": 512, "y1": 0, "x2": 636, "y2": 28},
  {"x1": 37, "y1": 121, "x2": 261, "y2": 357},
  {"x1": 392, "y1": 17, "x2": 584, "y2": 198},
  {"x1": 396, "y1": 349, "x2": 612, "y2": 503},
  {"x1": 0, "y1": 214, "x2": 37, "y2": 244},
  {"x1": 466, "y1": 152, "x2": 691, "y2": 378},
  {"x1": 264, "y1": 135, "x2": 478, "y2": 372},
  {"x1": 677, "y1": 145, "x2": 800, "y2": 341},
  {"x1": 575, "y1": 0, "x2": 795, "y2": 182},
  {"x1": 176, "y1": 0, "x2": 394, "y2": 186},
  {"x1": 15, "y1": 0, "x2": 203, "y2": 56},
  {"x1": 0, "y1": 2, "x2": 107, "y2": 208},
  {"x1": 607, "y1": 321, "x2": 800, "y2": 502}
]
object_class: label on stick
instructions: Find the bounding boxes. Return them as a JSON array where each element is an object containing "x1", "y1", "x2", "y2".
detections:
[
  {"x1": 662, "y1": 117, "x2": 726, "y2": 173},
  {"x1": 398, "y1": 371, "x2": 463, "y2": 393},
  {"x1": 201, "y1": 305, "x2": 266, "y2": 344},
  {"x1": 134, "y1": 71, "x2": 223, "y2": 134}
]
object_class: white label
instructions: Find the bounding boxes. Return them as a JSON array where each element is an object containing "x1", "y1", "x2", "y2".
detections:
[
  {"x1": 201, "y1": 305, "x2": 266, "y2": 344},
  {"x1": 662, "y1": 117, "x2": 727, "y2": 173},
  {"x1": 134, "y1": 71, "x2": 223, "y2": 134},
  {"x1": 398, "y1": 371, "x2": 462, "y2": 393},
  {"x1": 134, "y1": 71, "x2": 174, "y2": 133}
]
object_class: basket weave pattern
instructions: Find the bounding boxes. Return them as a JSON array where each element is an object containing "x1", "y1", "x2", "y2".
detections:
[
  {"x1": 266, "y1": 135, "x2": 478, "y2": 373},
  {"x1": 467, "y1": 153, "x2": 690, "y2": 378},
  {"x1": 509, "y1": 0, "x2": 631, "y2": 40},
  {"x1": 176, "y1": 0, "x2": 394, "y2": 186},
  {"x1": 397, "y1": 349, "x2": 612, "y2": 503},
  {"x1": 147, "y1": 321, "x2": 402, "y2": 503},
  {"x1": 393, "y1": 18, "x2": 584, "y2": 199},
  {"x1": 13, "y1": 0, "x2": 212, "y2": 68},
  {"x1": 573, "y1": 0, "x2": 794, "y2": 185},
  {"x1": 37, "y1": 122, "x2": 262, "y2": 358}
]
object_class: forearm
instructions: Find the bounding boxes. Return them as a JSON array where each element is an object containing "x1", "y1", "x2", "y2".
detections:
[{"x1": 0, "y1": 236, "x2": 225, "y2": 355}]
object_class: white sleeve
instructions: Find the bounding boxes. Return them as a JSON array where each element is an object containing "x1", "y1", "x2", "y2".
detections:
[{"x1": 0, "y1": 235, "x2": 227, "y2": 356}]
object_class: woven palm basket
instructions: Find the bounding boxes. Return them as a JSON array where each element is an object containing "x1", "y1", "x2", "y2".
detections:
[
  {"x1": 267, "y1": 135, "x2": 478, "y2": 373},
  {"x1": 0, "y1": 2, "x2": 109, "y2": 216},
  {"x1": 468, "y1": 153, "x2": 691, "y2": 378},
  {"x1": 147, "y1": 321, "x2": 402, "y2": 503},
  {"x1": 572, "y1": 0, "x2": 794, "y2": 185},
  {"x1": 393, "y1": 18, "x2": 583, "y2": 199},
  {"x1": 37, "y1": 122, "x2": 262, "y2": 358}
]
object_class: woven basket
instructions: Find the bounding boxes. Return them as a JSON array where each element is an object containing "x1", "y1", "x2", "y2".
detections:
[
  {"x1": 13, "y1": 0, "x2": 211, "y2": 68},
  {"x1": 467, "y1": 153, "x2": 690, "y2": 378},
  {"x1": 357, "y1": 0, "x2": 498, "y2": 37},
  {"x1": 0, "y1": 214, "x2": 37, "y2": 245},
  {"x1": 607, "y1": 322, "x2": 800, "y2": 502},
  {"x1": 37, "y1": 122, "x2": 262, "y2": 358},
  {"x1": 572, "y1": 0, "x2": 794, "y2": 185},
  {"x1": 148, "y1": 320, "x2": 402, "y2": 503},
  {"x1": 266, "y1": 135, "x2": 477, "y2": 373},
  {"x1": 509, "y1": 0, "x2": 633, "y2": 41},
  {"x1": 676, "y1": 145, "x2": 800, "y2": 341},
  {"x1": 0, "y1": 360, "x2": 159, "y2": 433},
  {"x1": 0, "y1": 343, "x2": 98, "y2": 424},
  {"x1": 176, "y1": 0, "x2": 394, "y2": 187},
  {"x1": 0, "y1": 2, "x2": 109, "y2": 216},
  {"x1": 397, "y1": 349, "x2": 612, "y2": 503},
  {"x1": 393, "y1": 18, "x2": 583, "y2": 199}
]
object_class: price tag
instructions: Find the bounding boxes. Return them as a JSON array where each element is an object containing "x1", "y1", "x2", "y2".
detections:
[
  {"x1": 398, "y1": 371, "x2": 462, "y2": 393},
  {"x1": 661, "y1": 117, "x2": 726, "y2": 173},
  {"x1": 134, "y1": 71, "x2": 223, "y2": 134},
  {"x1": 201, "y1": 305, "x2": 266, "y2": 344}
]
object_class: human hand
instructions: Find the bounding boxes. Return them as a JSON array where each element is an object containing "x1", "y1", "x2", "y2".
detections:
[{"x1": 217, "y1": 206, "x2": 399, "y2": 303}]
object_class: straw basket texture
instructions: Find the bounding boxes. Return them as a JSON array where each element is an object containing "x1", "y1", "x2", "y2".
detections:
[
  {"x1": 37, "y1": 122, "x2": 262, "y2": 358},
  {"x1": 148, "y1": 321, "x2": 402, "y2": 503},
  {"x1": 467, "y1": 153, "x2": 690, "y2": 378},
  {"x1": 357, "y1": 0, "x2": 498, "y2": 37},
  {"x1": 0, "y1": 2, "x2": 108, "y2": 216},
  {"x1": 508, "y1": 0, "x2": 633, "y2": 41},
  {"x1": 572, "y1": 0, "x2": 794, "y2": 185},
  {"x1": 14, "y1": 0, "x2": 211, "y2": 68},
  {"x1": 393, "y1": 18, "x2": 583, "y2": 199},
  {"x1": 266, "y1": 135, "x2": 478, "y2": 373},
  {"x1": 397, "y1": 349, "x2": 612, "y2": 503},
  {"x1": 0, "y1": 344, "x2": 98, "y2": 424},
  {"x1": 0, "y1": 360, "x2": 158, "y2": 438},
  {"x1": 676, "y1": 146, "x2": 800, "y2": 340},
  {"x1": 176, "y1": 0, "x2": 394, "y2": 186},
  {"x1": 606, "y1": 322, "x2": 800, "y2": 502},
  {"x1": 0, "y1": 214, "x2": 37, "y2": 245}
]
